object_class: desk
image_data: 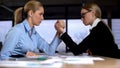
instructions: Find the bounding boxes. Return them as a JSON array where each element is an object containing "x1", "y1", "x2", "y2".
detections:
[
  {"x1": 62, "y1": 57, "x2": 120, "y2": 68},
  {"x1": 0, "y1": 53, "x2": 120, "y2": 68}
]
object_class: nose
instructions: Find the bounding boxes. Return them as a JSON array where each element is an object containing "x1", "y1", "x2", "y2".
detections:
[{"x1": 41, "y1": 15, "x2": 44, "y2": 20}]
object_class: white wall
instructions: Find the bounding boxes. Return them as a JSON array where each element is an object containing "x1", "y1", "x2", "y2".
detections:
[
  {"x1": 112, "y1": 19, "x2": 120, "y2": 49},
  {"x1": 0, "y1": 21, "x2": 12, "y2": 45}
]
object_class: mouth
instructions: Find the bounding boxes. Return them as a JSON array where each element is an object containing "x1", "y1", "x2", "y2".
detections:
[{"x1": 39, "y1": 20, "x2": 42, "y2": 23}]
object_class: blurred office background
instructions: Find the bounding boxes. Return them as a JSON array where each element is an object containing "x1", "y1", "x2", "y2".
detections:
[{"x1": 0, "y1": 0, "x2": 120, "y2": 52}]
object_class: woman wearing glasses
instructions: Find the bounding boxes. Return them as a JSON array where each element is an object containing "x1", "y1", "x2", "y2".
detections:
[{"x1": 55, "y1": 3, "x2": 120, "y2": 58}]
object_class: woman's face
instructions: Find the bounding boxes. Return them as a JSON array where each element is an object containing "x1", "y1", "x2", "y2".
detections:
[
  {"x1": 81, "y1": 8, "x2": 95, "y2": 26},
  {"x1": 31, "y1": 7, "x2": 44, "y2": 26}
]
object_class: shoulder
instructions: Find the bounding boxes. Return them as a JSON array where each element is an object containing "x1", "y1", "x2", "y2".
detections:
[
  {"x1": 98, "y1": 21, "x2": 108, "y2": 27},
  {"x1": 7, "y1": 23, "x2": 24, "y2": 35},
  {"x1": 95, "y1": 21, "x2": 112, "y2": 34},
  {"x1": 96, "y1": 21, "x2": 109, "y2": 30}
]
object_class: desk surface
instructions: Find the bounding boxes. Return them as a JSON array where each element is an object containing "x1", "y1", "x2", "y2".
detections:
[
  {"x1": 0, "y1": 53, "x2": 120, "y2": 68},
  {"x1": 62, "y1": 57, "x2": 120, "y2": 68}
]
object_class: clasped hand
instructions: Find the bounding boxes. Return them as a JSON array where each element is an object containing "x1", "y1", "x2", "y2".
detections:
[{"x1": 55, "y1": 20, "x2": 65, "y2": 34}]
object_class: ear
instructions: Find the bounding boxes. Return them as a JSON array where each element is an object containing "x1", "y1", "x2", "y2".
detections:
[
  {"x1": 92, "y1": 10, "x2": 95, "y2": 15},
  {"x1": 28, "y1": 10, "x2": 33, "y2": 17},
  {"x1": 92, "y1": 10, "x2": 97, "y2": 19}
]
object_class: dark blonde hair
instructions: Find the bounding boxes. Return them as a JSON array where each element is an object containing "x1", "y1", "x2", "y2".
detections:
[
  {"x1": 14, "y1": 7, "x2": 23, "y2": 25},
  {"x1": 24, "y1": 0, "x2": 43, "y2": 18},
  {"x1": 14, "y1": 0, "x2": 43, "y2": 25},
  {"x1": 82, "y1": 3, "x2": 101, "y2": 18}
]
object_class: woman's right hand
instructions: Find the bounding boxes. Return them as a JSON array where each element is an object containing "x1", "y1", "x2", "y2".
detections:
[{"x1": 26, "y1": 51, "x2": 39, "y2": 57}]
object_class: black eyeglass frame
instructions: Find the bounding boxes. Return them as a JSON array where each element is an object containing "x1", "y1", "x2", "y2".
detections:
[{"x1": 81, "y1": 9, "x2": 92, "y2": 18}]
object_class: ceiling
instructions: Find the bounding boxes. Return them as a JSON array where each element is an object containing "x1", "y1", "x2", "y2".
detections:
[{"x1": 0, "y1": 0, "x2": 120, "y2": 20}]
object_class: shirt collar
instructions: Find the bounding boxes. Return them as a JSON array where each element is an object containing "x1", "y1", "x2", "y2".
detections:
[
  {"x1": 90, "y1": 18, "x2": 101, "y2": 30},
  {"x1": 23, "y1": 19, "x2": 36, "y2": 34}
]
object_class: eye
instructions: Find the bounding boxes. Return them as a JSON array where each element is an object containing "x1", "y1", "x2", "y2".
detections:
[
  {"x1": 39, "y1": 13, "x2": 44, "y2": 16},
  {"x1": 81, "y1": 10, "x2": 92, "y2": 18}
]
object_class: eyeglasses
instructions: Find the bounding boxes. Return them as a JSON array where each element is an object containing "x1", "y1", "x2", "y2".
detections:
[{"x1": 81, "y1": 10, "x2": 92, "y2": 18}]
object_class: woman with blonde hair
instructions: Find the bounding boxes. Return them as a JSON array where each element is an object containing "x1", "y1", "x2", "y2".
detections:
[
  {"x1": 55, "y1": 3, "x2": 120, "y2": 58},
  {"x1": 0, "y1": 0, "x2": 62, "y2": 60}
]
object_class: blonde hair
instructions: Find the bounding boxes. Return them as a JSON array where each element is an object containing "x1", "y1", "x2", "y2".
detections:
[
  {"x1": 14, "y1": 0, "x2": 43, "y2": 25},
  {"x1": 24, "y1": 0, "x2": 43, "y2": 18},
  {"x1": 14, "y1": 7, "x2": 23, "y2": 25},
  {"x1": 82, "y1": 3, "x2": 101, "y2": 18}
]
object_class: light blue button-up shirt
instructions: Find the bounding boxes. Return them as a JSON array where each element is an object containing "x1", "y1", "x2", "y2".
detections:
[{"x1": 0, "y1": 19, "x2": 61, "y2": 60}]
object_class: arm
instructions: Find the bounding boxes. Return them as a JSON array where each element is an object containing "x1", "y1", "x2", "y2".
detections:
[
  {"x1": 61, "y1": 32, "x2": 88, "y2": 55},
  {"x1": 37, "y1": 32, "x2": 61, "y2": 56},
  {"x1": 37, "y1": 20, "x2": 65, "y2": 55},
  {"x1": 55, "y1": 20, "x2": 89, "y2": 55},
  {"x1": 0, "y1": 28, "x2": 20, "y2": 60}
]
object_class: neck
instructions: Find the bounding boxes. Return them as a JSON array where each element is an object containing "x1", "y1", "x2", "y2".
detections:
[
  {"x1": 90, "y1": 17, "x2": 97, "y2": 26},
  {"x1": 27, "y1": 18, "x2": 34, "y2": 28}
]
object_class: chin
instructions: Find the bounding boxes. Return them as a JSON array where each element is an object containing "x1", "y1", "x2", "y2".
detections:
[
  {"x1": 84, "y1": 24, "x2": 89, "y2": 26},
  {"x1": 36, "y1": 24, "x2": 40, "y2": 26},
  {"x1": 35, "y1": 23, "x2": 40, "y2": 26}
]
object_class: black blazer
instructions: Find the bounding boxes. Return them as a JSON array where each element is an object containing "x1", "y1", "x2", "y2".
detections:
[{"x1": 61, "y1": 21, "x2": 120, "y2": 58}]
